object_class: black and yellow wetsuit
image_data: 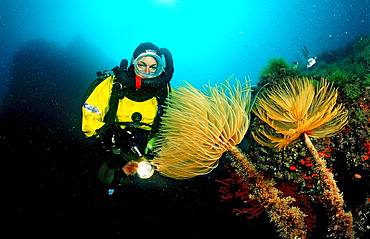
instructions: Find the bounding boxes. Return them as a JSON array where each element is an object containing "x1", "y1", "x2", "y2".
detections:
[{"x1": 81, "y1": 43, "x2": 173, "y2": 184}]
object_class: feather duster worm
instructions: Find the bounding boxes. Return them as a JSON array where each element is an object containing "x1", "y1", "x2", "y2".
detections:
[
  {"x1": 252, "y1": 77, "x2": 354, "y2": 238},
  {"x1": 152, "y1": 79, "x2": 251, "y2": 179},
  {"x1": 152, "y1": 78, "x2": 307, "y2": 238}
]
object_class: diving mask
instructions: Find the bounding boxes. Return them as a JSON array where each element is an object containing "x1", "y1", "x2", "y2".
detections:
[{"x1": 133, "y1": 50, "x2": 164, "y2": 79}]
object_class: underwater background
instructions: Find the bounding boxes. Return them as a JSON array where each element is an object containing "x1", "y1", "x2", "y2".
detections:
[{"x1": 0, "y1": 0, "x2": 369, "y2": 238}]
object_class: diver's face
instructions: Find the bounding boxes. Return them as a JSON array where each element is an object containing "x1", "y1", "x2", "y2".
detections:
[{"x1": 135, "y1": 56, "x2": 158, "y2": 78}]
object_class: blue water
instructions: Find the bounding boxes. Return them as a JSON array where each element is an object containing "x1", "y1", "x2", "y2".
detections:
[
  {"x1": 1, "y1": 0, "x2": 369, "y2": 237},
  {"x1": 1, "y1": 0, "x2": 369, "y2": 101}
]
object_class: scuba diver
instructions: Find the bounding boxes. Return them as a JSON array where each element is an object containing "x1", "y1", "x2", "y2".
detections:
[{"x1": 82, "y1": 42, "x2": 174, "y2": 189}]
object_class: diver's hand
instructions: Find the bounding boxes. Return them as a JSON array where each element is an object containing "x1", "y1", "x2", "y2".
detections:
[
  {"x1": 96, "y1": 124, "x2": 136, "y2": 153},
  {"x1": 96, "y1": 123, "x2": 121, "y2": 144},
  {"x1": 112, "y1": 59, "x2": 133, "y2": 87},
  {"x1": 114, "y1": 128, "x2": 135, "y2": 152}
]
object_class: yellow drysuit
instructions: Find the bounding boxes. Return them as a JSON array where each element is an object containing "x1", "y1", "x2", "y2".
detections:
[{"x1": 82, "y1": 75, "x2": 158, "y2": 138}]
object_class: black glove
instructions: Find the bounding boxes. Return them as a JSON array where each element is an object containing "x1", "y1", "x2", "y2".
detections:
[
  {"x1": 113, "y1": 127, "x2": 136, "y2": 152},
  {"x1": 96, "y1": 123, "x2": 121, "y2": 145},
  {"x1": 97, "y1": 124, "x2": 137, "y2": 153}
]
